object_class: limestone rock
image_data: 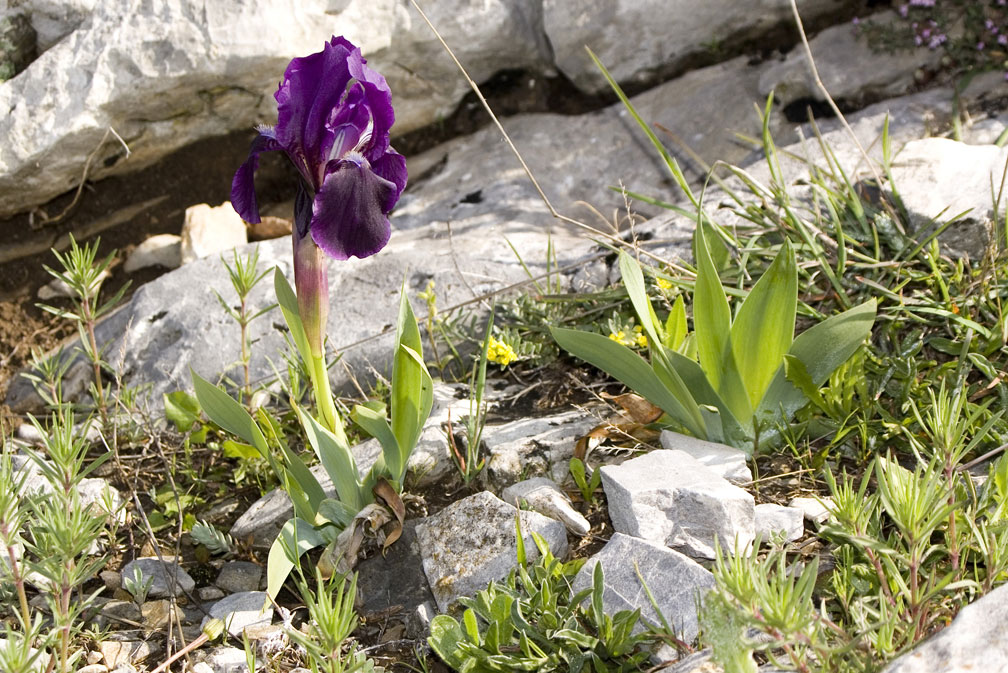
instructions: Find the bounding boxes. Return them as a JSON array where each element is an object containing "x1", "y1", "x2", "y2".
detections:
[
  {"x1": 789, "y1": 496, "x2": 832, "y2": 524},
  {"x1": 572, "y1": 533, "x2": 714, "y2": 643},
  {"x1": 483, "y1": 410, "x2": 599, "y2": 488},
  {"x1": 214, "y1": 561, "x2": 262, "y2": 595},
  {"x1": 415, "y1": 491, "x2": 568, "y2": 612},
  {"x1": 881, "y1": 582, "x2": 1008, "y2": 672},
  {"x1": 124, "y1": 234, "x2": 182, "y2": 273},
  {"x1": 180, "y1": 203, "x2": 248, "y2": 264},
  {"x1": 660, "y1": 430, "x2": 751, "y2": 484},
  {"x1": 355, "y1": 520, "x2": 435, "y2": 620},
  {"x1": 759, "y1": 12, "x2": 941, "y2": 109},
  {"x1": 501, "y1": 477, "x2": 590, "y2": 536},
  {"x1": 601, "y1": 450, "x2": 755, "y2": 559},
  {"x1": 543, "y1": 0, "x2": 846, "y2": 93},
  {"x1": 754, "y1": 503, "x2": 804, "y2": 542},
  {"x1": 0, "y1": 0, "x2": 551, "y2": 217},
  {"x1": 119, "y1": 558, "x2": 195, "y2": 599},
  {"x1": 886, "y1": 138, "x2": 1008, "y2": 259},
  {"x1": 202, "y1": 591, "x2": 272, "y2": 639}
]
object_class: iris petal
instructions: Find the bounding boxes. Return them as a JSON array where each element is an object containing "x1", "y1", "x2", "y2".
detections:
[
  {"x1": 230, "y1": 129, "x2": 281, "y2": 224},
  {"x1": 370, "y1": 150, "x2": 408, "y2": 208},
  {"x1": 310, "y1": 158, "x2": 395, "y2": 260}
]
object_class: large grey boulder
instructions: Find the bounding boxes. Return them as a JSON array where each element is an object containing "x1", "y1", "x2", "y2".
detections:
[
  {"x1": 543, "y1": 0, "x2": 846, "y2": 93},
  {"x1": 572, "y1": 533, "x2": 714, "y2": 642},
  {"x1": 415, "y1": 490, "x2": 567, "y2": 612},
  {"x1": 759, "y1": 12, "x2": 941, "y2": 109},
  {"x1": 0, "y1": 0, "x2": 550, "y2": 217},
  {"x1": 887, "y1": 138, "x2": 1008, "y2": 259},
  {"x1": 881, "y1": 582, "x2": 1008, "y2": 672},
  {"x1": 601, "y1": 449, "x2": 755, "y2": 559}
]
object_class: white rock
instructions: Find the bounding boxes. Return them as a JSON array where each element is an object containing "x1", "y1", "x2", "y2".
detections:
[
  {"x1": 180, "y1": 203, "x2": 248, "y2": 264},
  {"x1": 123, "y1": 234, "x2": 182, "y2": 273},
  {"x1": 789, "y1": 496, "x2": 832, "y2": 524},
  {"x1": 415, "y1": 491, "x2": 568, "y2": 612},
  {"x1": 881, "y1": 582, "x2": 1008, "y2": 672},
  {"x1": 759, "y1": 12, "x2": 941, "y2": 109},
  {"x1": 660, "y1": 431, "x2": 752, "y2": 484},
  {"x1": 0, "y1": 0, "x2": 550, "y2": 217},
  {"x1": 543, "y1": 0, "x2": 845, "y2": 93},
  {"x1": 754, "y1": 503, "x2": 804, "y2": 542},
  {"x1": 573, "y1": 533, "x2": 714, "y2": 642},
  {"x1": 600, "y1": 449, "x2": 755, "y2": 559},
  {"x1": 887, "y1": 138, "x2": 1008, "y2": 259},
  {"x1": 202, "y1": 591, "x2": 272, "y2": 639},
  {"x1": 120, "y1": 558, "x2": 195, "y2": 599},
  {"x1": 484, "y1": 410, "x2": 599, "y2": 488},
  {"x1": 501, "y1": 477, "x2": 591, "y2": 536},
  {"x1": 195, "y1": 645, "x2": 253, "y2": 673}
]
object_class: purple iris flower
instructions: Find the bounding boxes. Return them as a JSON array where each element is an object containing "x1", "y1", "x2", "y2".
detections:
[{"x1": 231, "y1": 36, "x2": 407, "y2": 261}]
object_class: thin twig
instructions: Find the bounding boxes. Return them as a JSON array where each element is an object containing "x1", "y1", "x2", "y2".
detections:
[{"x1": 32, "y1": 127, "x2": 131, "y2": 228}]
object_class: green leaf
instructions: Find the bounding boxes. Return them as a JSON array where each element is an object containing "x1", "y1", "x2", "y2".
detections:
[
  {"x1": 693, "y1": 221, "x2": 732, "y2": 392},
  {"x1": 266, "y1": 517, "x2": 326, "y2": 599},
  {"x1": 164, "y1": 390, "x2": 201, "y2": 432},
  {"x1": 618, "y1": 250, "x2": 664, "y2": 353},
  {"x1": 551, "y1": 326, "x2": 706, "y2": 438},
  {"x1": 756, "y1": 300, "x2": 877, "y2": 441},
  {"x1": 730, "y1": 240, "x2": 797, "y2": 410},
  {"x1": 782, "y1": 354, "x2": 827, "y2": 411},
  {"x1": 191, "y1": 370, "x2": 268, "y2": 454},
  {"x1": 390, "y1": 288, "x2": 434, "y2": 483},
  {"x1": 350, "y1": 403, "x2": 399, "y2": 481},
  {"x1": 274, "y1": 267, "x2": 312, "y2": 365},
  {"x1": 294, "y1": 404, "x2": 364, "y2": 512},
  {"x1": 221, "y1": 440, "x2": 259, "y2": 461},
  {"x1": 665, "y1": 295, "x2": 688, "y2": 350}
]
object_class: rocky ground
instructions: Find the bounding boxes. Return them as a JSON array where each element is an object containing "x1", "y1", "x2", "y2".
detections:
[{"x1": 4, "y1": 2, "x2": 1008, "y2": 673}]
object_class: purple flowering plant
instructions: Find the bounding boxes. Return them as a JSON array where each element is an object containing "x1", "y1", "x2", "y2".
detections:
[
  {"x1": 191, "y1": 37, "x2": 432, "y2": 597},
  {"x1": 856, "y1": 1, "x2": 1006, "y2": 80}
]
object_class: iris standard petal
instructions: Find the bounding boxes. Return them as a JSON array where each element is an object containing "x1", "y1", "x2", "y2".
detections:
[
  {"x1": 230, "y1": 130, "x2": 281, "y2": 224},
  {"x1": 310, "y1": 157, "x2": 396, "y2": 260},
  {"x1": 275, "y1": 39, "x2": 353, "y2": 184}
]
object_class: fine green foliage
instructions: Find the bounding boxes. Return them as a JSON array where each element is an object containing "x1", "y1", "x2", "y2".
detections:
[
  {"x1": 192, "y1": 274, "x2": 433, "y2": 598},
  {"x1": 568, "y1": 457, "x2": 601, "y2": 506},
  {"x1": 37, "y1": 235, "x2": 130, "y2": 426},
  {"x1": 215, "y1": 246, "x2": 277, "y2": 401},
  {"x1": 553, "y1": 245, "x2": 876, "y2": 454},
  {"x1": 428, "y1": 529, "x2": 652, "y2": 673}
]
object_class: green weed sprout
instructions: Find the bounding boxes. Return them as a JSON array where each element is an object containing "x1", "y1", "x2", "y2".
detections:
[
  {"x1": 214, "y1": 246, "x2": 276, "y2": 402},
  {"x1": 192, "y1": 277, "x2": 432, "y2": 598},
  {"x1": 449, "y1": 310, "x2": 494, "y2": 485},
  {"x1": 38, "y1": 235, "x2": 129, "y2": 425},
  {"x1": 552, "y1": 234, "x2": 876, "y2": 455}
]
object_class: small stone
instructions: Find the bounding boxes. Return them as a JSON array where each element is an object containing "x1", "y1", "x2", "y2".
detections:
[
  {"x1": 195, "y1": 646, "x2": 250, "y2": 673},
  {"x1": 100, "y1": 570, "x2": 122, "y2": 593},
  {"x1": 189, "y1": 663, "x2": 214, "y2": 673},
  {"x1": 406, "y1": 601, "x2": 437, "y2": 640},
  {"x1": 501, "y1": 477, "x2": 591, "y2": 536},
  {"x1": 120, "y1": 558, "x2": 195, "y2": 598},
  {"x1": 659, "y1": 431, "x2": 752, "y2": 483},
  {"x1": 415, "y1": 491, "x2": 568, "y2": 612},
  {"x1": 202, "y1": 591, "x2": 272, "y2": 638},
  {"x1": 572, "y1": 533, "x2": 714, "y2": 643},
  {"x1": 77, "y1": 664, "x2": 108, "y2": 673},
  {"x1": 215, "y1": 561, "x2": 262, "y2": 594},
  {"x1": 124, "y1": 234, "x2": 182, "y2": 272},
  {"x1": 95, "y1": 600, "x2": 142, "y2": 629},
  {"x1": 100, "y1": 640, "x2": 156, "y2": 668},
  {"x1": 789, "y1": 497, "x2": 832, "y2": 524},
  {"x1": 87, "y1": 650, "x2": 105, "y2": 665},
  {"x1": 601, "y1": 450, "x2": 755, "y2": 559},
  {"x1": 180, "y1": 202, "x2": 248, "y2": 264},
  {"x1": 247, "y1": 216, "x2": 292, "y2": 241},
  {"x1": 754, "y1": 503, "x2": 804, "y2": 542},
  {"x1": 141, "y1": 599, "x2": 178, "y2": 630},
  {"x1": 199, "y1": 586, "x2": 225, "y2": 601}
]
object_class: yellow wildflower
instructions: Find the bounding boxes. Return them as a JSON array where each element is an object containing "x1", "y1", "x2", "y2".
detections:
[
  {"x1": 487, "y1": 335, "x2": 517, "y2": 366},
  {"x1": 633, "y1": 325, "x2": 648, "y2": 348},
  {"x1": 608, "y1": 330, "x2": 628, "y2": 346},
  {"x1": 656, "y1": 276, "x2": 672, "y2": 291}
]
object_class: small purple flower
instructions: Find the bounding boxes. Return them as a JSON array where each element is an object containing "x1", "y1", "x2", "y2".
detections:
[
  {"x1": 231, "y1": 36, "x2": 407, "y2": 261},
  {"x1": 999, "y1": 34, "x2": 1007, "y2": 45},
  {"x1": 977, "y1": 41, "x2": 986, "y2": 51}
]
